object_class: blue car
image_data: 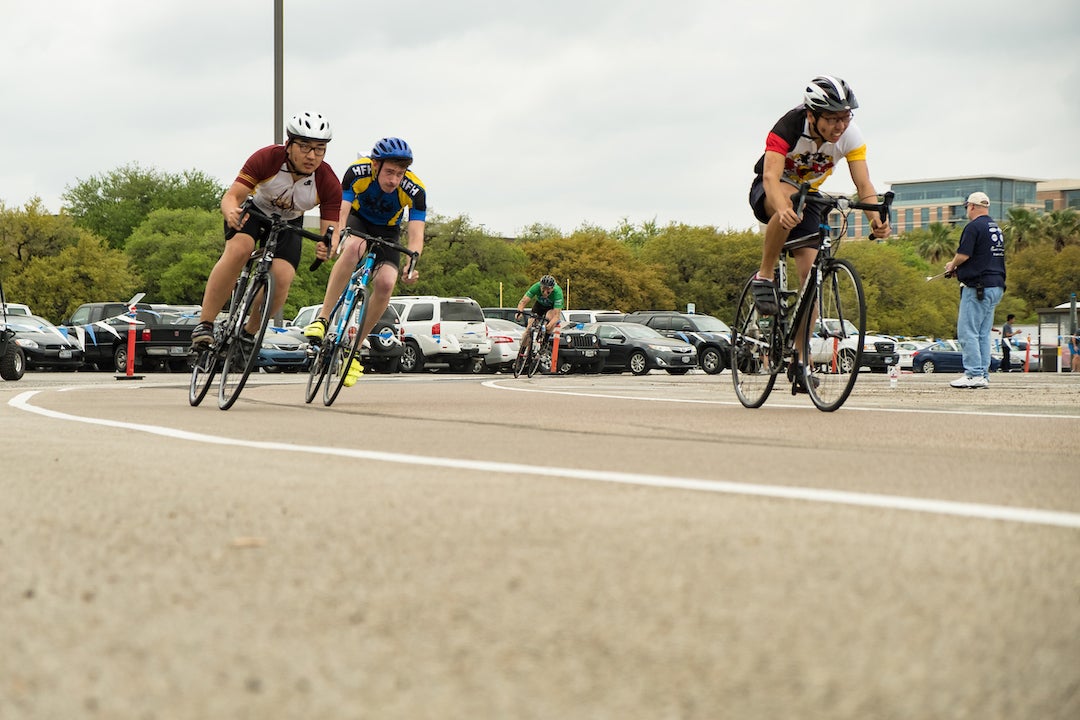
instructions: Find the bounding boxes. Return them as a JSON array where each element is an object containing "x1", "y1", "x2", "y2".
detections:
[{"x1": 911, "y1": 340, "x2": 1001, "y2": 374}]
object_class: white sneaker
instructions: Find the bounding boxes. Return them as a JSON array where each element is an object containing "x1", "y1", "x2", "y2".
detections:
[
  {"x1": 971, "y1": 376, "x2": 989, "y2": 388},
  {"x1": 950, "y1": 375, "x2": 981, "y2": 388}
]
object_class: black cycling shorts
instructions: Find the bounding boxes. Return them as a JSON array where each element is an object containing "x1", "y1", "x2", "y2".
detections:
[
  {"x1": 749, "y1": 176, "x2": 822, "y2": 242},
  {"x1": 347, "y1": 213, "x2": 403, "y2": 270},
  {"x1": 224, "y1": 214, "x2": 306, "y2": 270}
]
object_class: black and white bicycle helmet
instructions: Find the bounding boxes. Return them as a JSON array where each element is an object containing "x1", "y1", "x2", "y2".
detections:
[
  {"x1": 539, "y1": 275, "x2": 556, "y2": 288},
  {"x1": 803, "y1": 76, "x2": 859, "y2": 113},
  {"x1": 286, "y1": 111, "x2": 333, "y2": 142}
]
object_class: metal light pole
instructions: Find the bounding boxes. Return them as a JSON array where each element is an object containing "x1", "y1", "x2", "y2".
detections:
[{"x1": 274, "y1": 0, "x2": 283, "y2": 145}]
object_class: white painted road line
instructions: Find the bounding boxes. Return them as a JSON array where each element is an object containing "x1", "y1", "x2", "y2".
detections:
[{"x1": 10, "y1": 390, "x2": 1080, "y2": 530}]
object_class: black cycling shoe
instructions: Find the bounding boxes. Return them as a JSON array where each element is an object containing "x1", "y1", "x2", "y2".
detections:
[
  {"x1": 751, "y1": 276, "x2": 779, "y2": 315},
  {"x1": 190, "y1": 321, "x2": 214, "y2": 349}
]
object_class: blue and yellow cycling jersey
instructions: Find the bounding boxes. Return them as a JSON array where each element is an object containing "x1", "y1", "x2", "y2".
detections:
[{"x1": 340, "y1": 158, "x2": 427, "y2": 227}]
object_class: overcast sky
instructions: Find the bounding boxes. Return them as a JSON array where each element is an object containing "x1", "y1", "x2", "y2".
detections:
[{"x1": 3, "y1": 0, "x2": 1079, "y2": 237}]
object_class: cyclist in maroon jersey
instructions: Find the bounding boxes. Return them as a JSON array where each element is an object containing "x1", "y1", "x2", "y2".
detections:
[{"x1": 190, "y1": 111, "x2": 343, "y2": 350}]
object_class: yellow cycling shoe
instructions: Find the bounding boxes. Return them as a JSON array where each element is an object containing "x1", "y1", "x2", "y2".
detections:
[
  {"x1": 343, "y1": 358, "x2": 364, "y2": 387},
  {"x1": 303, "y1": 317, "x2": 327, "y2": 341}
]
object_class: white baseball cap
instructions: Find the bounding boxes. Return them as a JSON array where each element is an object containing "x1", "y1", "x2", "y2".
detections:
[{"x1": 965, "y1": 191, "x2": 990, "y2": 207}]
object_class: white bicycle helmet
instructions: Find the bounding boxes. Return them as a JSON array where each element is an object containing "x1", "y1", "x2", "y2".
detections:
[
  {"x1": 286, "y1": 111, "x2": 333, "y2": 142},
  {"x1": 803, "y1": 76, "x2": 859, "y2": 113}
]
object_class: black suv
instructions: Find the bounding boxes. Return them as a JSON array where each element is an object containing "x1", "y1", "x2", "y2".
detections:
[{"x1": 622, "y1": 311, "x2": 731, "y2": 375}]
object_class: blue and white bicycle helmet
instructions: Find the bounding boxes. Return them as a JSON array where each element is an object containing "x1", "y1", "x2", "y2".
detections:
[{"x1": 371, "y1": 137, "x2": 413, "y2": 163}]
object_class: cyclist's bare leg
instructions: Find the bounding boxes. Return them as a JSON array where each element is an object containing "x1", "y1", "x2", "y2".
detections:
[
  {"x1": 758, "y1": 213, "x2": 793, "y2": 279},
  {"x1": 243, "y1": 259, "x2": 294, "y2": 334},
  {"x1": 314, "y1": 234, "x2": 365, "y2": 320},
  {"x1": 544, "y1": 308, "x2": 560, "y2": 334},
  {"x1": 355, "y1": 262, "x2": 397, "y2": 341},
  {"x1": 518, "y1": 317, "x2": 535, "y2": 355},
  {"x1": 197, "y1": 233, "x2": 256, "y2": 324}
]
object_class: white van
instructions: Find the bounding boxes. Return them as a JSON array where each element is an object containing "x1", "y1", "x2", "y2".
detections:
[{"x1": 389, "y1": 296, "x2": 493, "y2": 373}]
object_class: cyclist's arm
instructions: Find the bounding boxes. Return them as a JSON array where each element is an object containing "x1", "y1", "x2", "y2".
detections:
[
  {"x1": 221, "y1": 182, "x2": 251, "y2": 231},
  {"x1": 761, "y1": 152, "x2": 799, "y2": 227},
  {"x1": 333, "y1": 202, "x2": 352, "y2": 258},
  {"x1": 848, "y1": 160, "x2": 890, "y2": 239},
  {"x1": 402, "y1": 220, "x2": 425, "y2": 283}
]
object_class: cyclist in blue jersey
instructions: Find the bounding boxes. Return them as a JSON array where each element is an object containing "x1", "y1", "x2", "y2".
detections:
[
  {"x1": 515, "y1": 275, "x2": 564, "y2": 356},
  {"x1": 304, "y1": 137, "x2": 426, "y2": 380}
]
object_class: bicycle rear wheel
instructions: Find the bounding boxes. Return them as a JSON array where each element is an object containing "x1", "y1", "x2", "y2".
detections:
[
  {"x1": 188, "y1": 345, "x2": 219, "y2": 406},
  {"x1": 802, "y1": 258, "x2": 865, "y2": 412},
  {"x1": 324, "y1": 290, "x2": 369, "y2": 406},
  {"x1": 730, "y1": 275, "x2": 779, "y2": 408},
  {"x1": 218, "y1": 274, "x2": 274, "y2": 410}
]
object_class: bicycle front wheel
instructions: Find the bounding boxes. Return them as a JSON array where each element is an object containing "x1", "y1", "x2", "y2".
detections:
[
  {"x1": 188, "y1": 345, "x2": 219, "y2": 406},
  {"x1": 305, "y1": 295, "x2": 349, "y2": 404},
  {"x1": 802, "y1": 258, "x2": 866, "y2": 412},
  {"x1": 219, "y1": 273, "x2": 274, "y2": 410},
  {"x1": 324, "y1": 290, "x2": 369, "y2": 407},
  {"x1": 730, "y1": 275, "x2": 779, "y2": 408},
  {"x1": 512, "y1": 336, "x2": 531, "y2": 378},
  {"x1": 526, "y1": 334, "x2": 545, "y2": 378}
]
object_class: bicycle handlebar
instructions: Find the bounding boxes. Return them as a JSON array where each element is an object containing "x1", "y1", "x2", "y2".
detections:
[
  {"x1": 237, "y1": 198, "x2": 336, "y2": 271},
  {"x1": 335, "y1": 227, "x2": 420, "y2": 277},
  {"x1": 791, "y1": 182, "x2": 895, "y2": 227}
]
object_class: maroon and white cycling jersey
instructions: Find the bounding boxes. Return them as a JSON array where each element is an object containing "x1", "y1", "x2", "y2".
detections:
[{"x1": 235, "y1": 145, "x2": 342, "y2": 222}]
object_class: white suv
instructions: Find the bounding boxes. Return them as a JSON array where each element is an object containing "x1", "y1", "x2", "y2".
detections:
[{"x1": 389, "y1": 296, "x2": 493, "y2": 373}]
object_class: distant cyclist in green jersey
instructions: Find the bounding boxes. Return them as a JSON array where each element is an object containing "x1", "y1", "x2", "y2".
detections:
[{"x1": 515, "y1": 274, "x2": 564, "y2": 356}]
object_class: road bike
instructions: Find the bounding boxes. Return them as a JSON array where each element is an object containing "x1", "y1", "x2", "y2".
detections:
[
  {"x1": 730, "y1": 183, "x2": 894, "y2": 412},
  {"x1": 304, "y1": 228, "x2": 418, "y2": 406},
  {"x1": 189, "y1": 199, "x2": 334, "y2": 410},
  {"x1": 512, "y1": 310, "x2": 553, "y2": 378}
]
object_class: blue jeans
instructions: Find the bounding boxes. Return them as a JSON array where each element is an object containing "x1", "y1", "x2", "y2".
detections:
[{"x1": 957, "y1": 285, "x2": 1004, "y2": 379}]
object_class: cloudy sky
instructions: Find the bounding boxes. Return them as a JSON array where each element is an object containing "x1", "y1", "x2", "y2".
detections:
[{"x1": 3, "y1": 0, "x2": 1078, "y2": 237}]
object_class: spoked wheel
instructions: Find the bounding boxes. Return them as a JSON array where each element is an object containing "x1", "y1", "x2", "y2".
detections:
[
  {"x1": 306, "y1": 299, "x2": 348, "y2": 404},
  {"x1": 324, "y1": 293, "x2": 369, "y2": 407},
  {"x1": 730, "y1": 275, "x2": 780, "y2": 408},
  {"x1": 527, "y1": 335, "x2": 545, "y2": 378},
  {"x1": 802, "y1": 258, "x2": 865, "y2": 412},
  {"x1": 513, "y1": 337, "x2": 532, "y2": 378},
  {"x1": 188, "y1": 344, "x2": 220, "y2": 406},
  {"x1": 218, "y1": 274, "x2": 274, "y2": 411}
]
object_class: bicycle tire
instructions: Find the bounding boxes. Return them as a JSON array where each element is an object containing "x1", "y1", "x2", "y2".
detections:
[
  {"x1": 526, "y1": 330, "x2": 545, "y2": 378},
  {"x1": 305, "y1": 294, "x2": 349, "y2": 404},
  {"x1": 188, "y1": 345, "x2": 219, "y2": 406},
  {"x1": 802, "y1": 258, "x2": 865, "y2": 412},
  {"x1": 730, "y1": 275, "x2": 779, "y2": 408},
  {"x1": 324, "y1": 289, "x2": 369, "y2": 406},
  {"x1": 512, "y1": 340, "x2": 529, "y2": 378},
  {"x1": 218, "y1": 273, "x2": 274, "y2": 410}
]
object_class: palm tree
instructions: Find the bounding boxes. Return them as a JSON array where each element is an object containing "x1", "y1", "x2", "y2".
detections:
[
  {"x1": 914, "y1": 222, "x2": 956, "y2": 264},
  {"x1": 1003, "y1": 207, "x2": 1042, "y2": 253},
  {"x1": 1043, "y1": 209, "x2": 1080, "y2": 252}
]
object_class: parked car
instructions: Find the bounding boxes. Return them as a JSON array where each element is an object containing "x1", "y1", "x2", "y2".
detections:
[
  {"x1": 482, "y1": 307, "x2": 528, "y2": 327},
  {"x1": 622, "y1": 311, "x2": 731, "y2": 375},
  {"x1": 390, "y1": 296, "x2": 493, "y2": 373},
  {"x1": 256, "y1": 326, "x2": 309, "y2": 373},
  {"x1": 561, "y1": 309, "x2": 625, "y2": 325},
  {"x1": 289, "y1": 303, "x2": 404, "y2": 373},
  {"x1": 484, "y1": 318, "x2": 525, "y2": 372},
  {"x1": 994, "y1": 337, "x2": 1038, "y2": 371},
  {"x1": 1, "y1": 302, "x2": 33, "y2": 316},
  {"x1": 585, "y1": 321, "x2": 697, "y2": 375},
  {"x1": 893, "y1": 339, "x2": 933, "y2": 371},
  {"x1": 808, "y1": 318, "x2": 899, "y2": 373},
  {"x1": 546, "y1": 324, "x2": 609, "y2": 374},
  {"x1": 0, "y1": 320, "x2": 24, "y2": 380},
  {"x1": 4, "y1": 314, "x2": 84, "y2": 371},
  {"x1": 912, "y1": 340, "x2": 1002, "y2": 374}
]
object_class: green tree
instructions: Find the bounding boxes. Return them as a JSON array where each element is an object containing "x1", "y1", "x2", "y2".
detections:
[
  {"x1": 906, "y1": 222, "x2": 957, "y2": 264},
  {"x1": 62, "y1": 164, "x2": 225, "y2": 248},
  {"x1": 0, "y1": 197, "x2": 82, "y2": 271},
  {"x1": 1008, "y1": 243, "x2": 1080, "y2": 312},
  {"x1": 124, "y1": 207, "x2": 223, "y2": 304},
  {"x1": 1042, "y1": 209, "x2": 1080, "y2": 252},
  {"x1": 1003, "y1": 206, "x2": 1042, "y2": 253},
  {"x1": 520, "y1": 227, "x2": 674, "y2": 311},
  {"x1": 6, "y1": 232, "x2": 140, "y2": 322}
]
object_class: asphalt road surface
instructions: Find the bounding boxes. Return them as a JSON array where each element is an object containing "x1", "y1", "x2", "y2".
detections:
[{"x1": 2, "y1": 369, "x2": 1078, "y2": 719}]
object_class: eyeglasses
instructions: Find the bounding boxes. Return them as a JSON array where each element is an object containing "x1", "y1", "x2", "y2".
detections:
[
  {"x1": 292, "y1": 141, "x2": 327, "y2": 157},
  {"x1": 818, "y1": 113, "x2": 853, "y2": 125}
]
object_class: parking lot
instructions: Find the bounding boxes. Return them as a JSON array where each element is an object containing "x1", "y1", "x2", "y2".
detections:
[{"x1": 2, "y1": 370, "x2": 1078, "y2": 719}]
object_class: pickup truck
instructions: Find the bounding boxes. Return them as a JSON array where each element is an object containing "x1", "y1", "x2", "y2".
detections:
[{"x1": 61, "y1": 302, "x2": 195, "y2": 372}]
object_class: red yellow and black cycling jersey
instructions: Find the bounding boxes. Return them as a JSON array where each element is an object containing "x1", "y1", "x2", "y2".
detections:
[
  {"x1": 752, "y1": 106, "x2": 868, "y2": 191},
  {"x1": 236, "y1": 145, "x2": 342, "y2": 222},
  {"x1": 340, "y1": 158, "x2": 427, "y2": 227}
]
